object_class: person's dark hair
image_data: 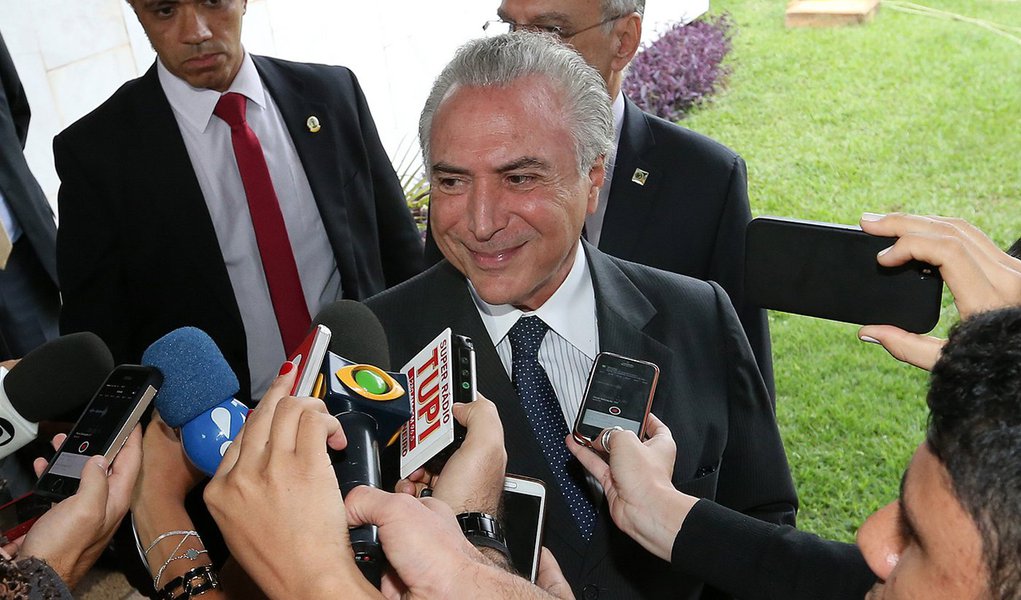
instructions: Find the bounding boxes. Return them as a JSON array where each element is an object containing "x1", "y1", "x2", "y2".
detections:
[
  {"x1": 927, "y1": 306, "x2": 1021, "y2": 599},
  {"x1": 1006, "y1": 237, "x2": 1021, "y2": 260}
]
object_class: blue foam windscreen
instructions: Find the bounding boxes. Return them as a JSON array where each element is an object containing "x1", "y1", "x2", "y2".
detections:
[{"x1": 142, "y1": 327, "x2": 239, "y2": 428}]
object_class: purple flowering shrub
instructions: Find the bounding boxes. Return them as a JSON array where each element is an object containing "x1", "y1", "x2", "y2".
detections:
[{"x1": 623, "y1": 13, "x2": 735, "y2": 122}]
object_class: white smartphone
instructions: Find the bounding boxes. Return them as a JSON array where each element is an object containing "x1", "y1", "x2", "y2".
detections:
[
  {"x1": 503, "y1": 475, "x2": 547, "y2": 582},
  {"x1": 288, "y1": 324, "x2": 332, "y2": 397}
]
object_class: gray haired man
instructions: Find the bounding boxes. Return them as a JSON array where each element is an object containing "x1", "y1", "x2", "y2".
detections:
[
  {"x1": 368, "y1": 32, "x2": 795, "y2": 599},
  {"x1": 475, "y1": 0, "x2": 776, "y2": 400}
]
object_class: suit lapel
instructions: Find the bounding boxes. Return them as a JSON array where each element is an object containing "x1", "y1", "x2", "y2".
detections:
[
  {"x1": 253, "y1": 57, "x2": 361, "y2": 298},
  {"x1": 134, "y1": 66, "x2": 241, "y2": 328},
  {"x1": 599, "y1": 98, "x2": 664, "y2": 258},
  {"x1": 578, "y1": 244, "x2": 677, "y2": 578}
]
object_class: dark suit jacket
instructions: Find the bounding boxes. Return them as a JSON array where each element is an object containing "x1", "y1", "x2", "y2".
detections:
[
  {"x1": 672, "y1": 500, "x2": 875, "y2": 600},
  {"x1": 366, "y1": 244, "x2": 797, "y2": 599},
  {"x1": 0, "y1": 31, "x2": 57, "y2": 284},
  {"x1": 54, "y1": 56, "x2": 423, "y2": 401},
  {"x1": 426, "y1": 97, "x2": 774, "y2": 398},
  {"x1": 600, "y1": 98, "x2": 772, "y2": 398}
]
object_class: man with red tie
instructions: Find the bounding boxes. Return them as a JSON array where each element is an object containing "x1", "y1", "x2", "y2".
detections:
[{"x1": 55, "y1": 0, "x2": 423, "y2": 402}]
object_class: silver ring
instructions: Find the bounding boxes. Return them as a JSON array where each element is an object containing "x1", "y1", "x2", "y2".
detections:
[{"x1": 600, "y1": 426, "x2": 623, "y2": 451}]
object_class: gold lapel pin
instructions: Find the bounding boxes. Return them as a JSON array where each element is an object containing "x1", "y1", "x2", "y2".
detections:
[
  {"x1": 632, "y1": 168, "x2": 650, "y2": 186},
  {"x1": 307, "y1": 115, "x2": 321, "y2": 133}
]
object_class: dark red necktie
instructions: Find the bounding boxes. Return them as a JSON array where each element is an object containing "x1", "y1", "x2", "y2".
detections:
[{"x1": 214, "y1": 92, "x2": 310, "y2": 354}]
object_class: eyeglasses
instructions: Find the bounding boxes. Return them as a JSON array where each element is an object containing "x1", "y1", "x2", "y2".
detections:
[{"x1": 482, "y1": 13, "x2": 627, "y2": 40}]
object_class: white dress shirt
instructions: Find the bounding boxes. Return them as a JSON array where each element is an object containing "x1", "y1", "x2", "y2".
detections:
[
  {"x1": 470, "y1": 243, "x2": 598, "y2": 435},
  {"x1": 158, "y1": 53, "x2": 341, "y2": 398},
  {"x1": 0, "y1": 191, "x2": 21, "y2": 246},
  {"x1": 584, "y1": 91, "x2": 626, "y2": 247}
]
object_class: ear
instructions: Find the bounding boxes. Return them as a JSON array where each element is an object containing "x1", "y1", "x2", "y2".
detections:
[
  {"x1": 610, "y1": 14, "x2": 642, "y2": 72},
  {"x1": 586, "y1": 155, "x2": 606, "y2": 216}
]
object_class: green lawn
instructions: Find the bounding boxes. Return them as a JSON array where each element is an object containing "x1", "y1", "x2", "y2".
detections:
[{"x1": 681, "y1": 0, "x2": 1021, "y2": 541}]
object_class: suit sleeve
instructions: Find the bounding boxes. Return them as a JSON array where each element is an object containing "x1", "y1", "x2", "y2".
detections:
[
  {"x1": 348, "y1": 72, "x2": 424, "y2": 286},
  {"x1": 671, "y1": 500, "x2": 876, "y2": 600},
  {"x1": 710, "y1": 280, "x2": 797, "y2": 527},
  {"x1": 53, "y1": 133, "x2": 132, "y2": 363},
  {"x1": 0, "y1": 32, "x2": 30, "y2": 146},
  {"x1": 709, "y1": 156, "x2": 775, "y2": 401}
]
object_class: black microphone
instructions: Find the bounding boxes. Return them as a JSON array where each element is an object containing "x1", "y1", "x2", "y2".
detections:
[
  {"x1": 0, "y1": 333, "x2": 114, "y2": 459},
  {"x1": 311, "y1": 300, "x2": 411, "y2": 588}
]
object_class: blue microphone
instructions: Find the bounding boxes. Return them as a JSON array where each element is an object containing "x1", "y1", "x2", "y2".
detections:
[{"x1": 142, "y1": 327, "x2": 248, "y2": 476}]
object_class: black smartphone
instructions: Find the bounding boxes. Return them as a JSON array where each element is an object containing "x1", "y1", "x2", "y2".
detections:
[
  {"x1": 34, "y1": 365, "x2": 161, "y2": 502},
  {"x1": 573, "y1": 352, "x2": 659, "y2": 446},
  {"x1": 503, "y1": 475, "x2": 547, "y2": 582},
  {"x1": 422, "y1": 334, "x2": 476, "y2": 473},
  {"x1": 0, "y1": 492, "x2": 51, "y2": 543},
  {"x1": 745, "y1": 216, "x2": 944, "y2": 333}
]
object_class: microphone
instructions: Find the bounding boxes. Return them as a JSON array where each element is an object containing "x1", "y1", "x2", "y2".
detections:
[
  {"x1": 310, "y1": 300, "x2": 411, "y2": 588},
  {"x1": 0, "y1": 333, "x2": 114, "y2": 459},
  {"x1": 141, "y1": 327, "x2": 248, "y2": 476}
]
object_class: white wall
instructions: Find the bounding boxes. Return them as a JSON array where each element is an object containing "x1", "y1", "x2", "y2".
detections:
[{"x1": 0, "y1": 0, "x2": 706, "y2": 212}]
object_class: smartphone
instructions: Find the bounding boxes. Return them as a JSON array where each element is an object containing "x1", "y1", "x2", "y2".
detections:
[
  {"x1": 0, "y1": 492, "x2": 51, "y2": 542},
  {"x1": 422, "y1": 334, "x2": 476, "y2": 473},
  {"x1": 503, "y1": 475, "x2": 547, "y2": 582},
  {"x1": 34, "y1": 365, "x2": 161, "y2": 502},
  {"x1": 745, "y1": 216, "x2": 944, "y2": 333},
  {"x1": 573, "y1": 352, "x2": 659, "y2": 446},
  {"x1": 288, "y1": 324, "x2": 332, "y2": 397}
]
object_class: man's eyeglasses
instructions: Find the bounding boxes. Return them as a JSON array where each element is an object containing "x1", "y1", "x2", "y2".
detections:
[{"x1": 482, "y1": 13, "x2": 627, "y2": 39}]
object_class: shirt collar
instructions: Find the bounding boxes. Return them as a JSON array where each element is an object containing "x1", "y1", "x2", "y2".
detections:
[
  {"x1": 612, "y1": 90, "x2": 626, "y2": 142},
  {"x1": 469, "y1": 242, "x2": 597, "y2": 360},
  {"x1": 157, "y1": 51, "x2": 267, "y2": 134}
]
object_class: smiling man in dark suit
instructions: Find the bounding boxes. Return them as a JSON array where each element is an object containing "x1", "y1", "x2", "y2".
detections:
[
  {"x1": 479, "y1": 0, "x2": 774, "y2": 399},
  {"x1": 55, "y1": 0, "x2": 423, "y2": 402},
  {"x1": 367, "y1": 33, "x2": 795, "y2": 599}
]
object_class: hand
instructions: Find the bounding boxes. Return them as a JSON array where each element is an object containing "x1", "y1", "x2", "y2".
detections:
[
  {"x1": 347, "y1": 487, "x2": 565, "y2": 599},
  {"x1": 395, "y1": 394, "x2": 507, "y2": 515},
  {"x1": 133, "y1": 411, "x2": 204, "y2": 505},
  {"x1": 566, "y1": 415, "x2": 694, "y2": 561},
  {"x1": 536, "y1": 547, "x2": 574, "y2": 600},
  {"x1": 859, "y1": 212, "x2": 1021, "y2": 370},
  {"x1": 204, "y1": 363, "x2": 371, "y2": 600},
  {"x1": 13, "y1": 426, "x2": 142, "y2": 588}
]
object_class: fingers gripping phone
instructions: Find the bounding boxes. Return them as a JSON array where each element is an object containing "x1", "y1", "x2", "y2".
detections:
[
  {"x1": 745, "y1": 216, "x2": 944, "y2": 333},
  {"x1": 502, "y1": 475, "x2": 547, "y2": 582},
  {"x1": 34, "y1": 365, "x2": 161, "y2": 502},
  {"x1": 572, "y1": 352, "x2": 659, "y2": 446}
]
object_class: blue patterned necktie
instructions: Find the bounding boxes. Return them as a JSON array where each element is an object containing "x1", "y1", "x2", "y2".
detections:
[{"x1": 508, "y1": 316, "x2": 597, "y2": 540}]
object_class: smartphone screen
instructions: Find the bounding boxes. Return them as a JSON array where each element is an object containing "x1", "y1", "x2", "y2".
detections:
[
  {"x1": 574, "y1": 353, "x2": 659, "y2": 444},
  {"x1": 35, "y1": 365, "x2": 160, "y2": 501},
  {"x1": 503, "y1": 476, "x2": 546, "y2": 582}
]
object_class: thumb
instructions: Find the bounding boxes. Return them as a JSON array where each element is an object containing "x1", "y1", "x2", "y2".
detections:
[
  {"x1": 343, "y1": 485, "x2": 393, "y2": 528},
  {"x1": 859, "y1": 325, "x2": 945, "y2": 371},
  {"x1": 73, "y1": 455, "x2": 112, "y2": 507}
]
